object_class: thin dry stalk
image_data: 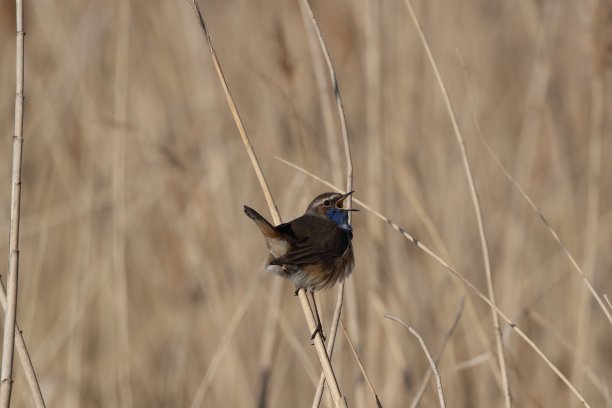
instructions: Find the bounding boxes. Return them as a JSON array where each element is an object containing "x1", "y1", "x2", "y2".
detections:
[
  {"x1": 189, "y1": 4, "x2": 284, "y2": 400},
  {"x1": 297, "y1": 0, "x2": 353, "y2": 197},
  {"x1": 185, "y1": 2, "x2": 346, "y2": 406},
  {"x1": 494, "y1": 4, "x2": 560, "y2": 326},
  {"x1": 1, "y1": 0, "x2": 32, "y2": 405},
  {"x1": 0, "y1": 281, "x2": 45, "y2": 408},
  {"x1": 384, "y1": 314, "x2": 445, "y2": 408},
  {"x1": 573, "y1": 71, "x2": 603, "y2": 389},
  {"x1": 186, "y1": 0, "x2": 280, "y2": 222},
  {"x1": 296, "y1": 1, "x2": 355, "y2": 407},
  {"x1": 605, "y1": 294, "x2": 612, "y2": 310},
  {"x1": 296, "y1": 0, "x2": 354, "y2": 216},
  {"x1": 341, "y1": 322, "x2": 382, "y2": 408},
  {"x1": 256, "y1": 111, "x2": 309, "y2": 408},
  {"x1": 312, "y1": 283, "x2": 345, "y2": 408},
  {"x1": 296, "y1": 0, "x2": 342, "y2": 187},
  {"x1": 398, "y1": 1, "x2": 511, "y2": 406},
  {"x1": 297, "y1": 291, "x2": 347, "y2": 407},
  {"x1": 66, "y1": 180, "x2": 92, "y2": 408},
  {"x1": 410, "y1": 298, "x2": 464, "y2": 408},
  {"x1": 276, "y1": 158, "x2": 592, "y2": 407}
]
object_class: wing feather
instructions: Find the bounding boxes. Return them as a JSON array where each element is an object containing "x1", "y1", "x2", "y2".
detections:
[{"x1": 269, "y1": 214, "x2": 350, "y2": 266}]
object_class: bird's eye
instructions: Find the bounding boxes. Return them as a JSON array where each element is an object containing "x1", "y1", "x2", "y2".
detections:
[{"x1": 323, "y1": 200, "x2": 331, "y2": 207}]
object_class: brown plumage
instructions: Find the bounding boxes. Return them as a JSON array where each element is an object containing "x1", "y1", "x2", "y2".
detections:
[{"x1": 243, "y1": 191, "x2": 356, "y2": 292}]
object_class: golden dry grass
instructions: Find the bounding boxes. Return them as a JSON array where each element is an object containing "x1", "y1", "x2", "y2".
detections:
[{"x1": 0, "y1": 0, "x2": 611, "y2": 406}]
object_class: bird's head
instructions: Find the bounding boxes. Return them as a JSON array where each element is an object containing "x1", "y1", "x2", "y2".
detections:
[{"x1": 305, "y1": 191, "x2": 358, "y2": 230}]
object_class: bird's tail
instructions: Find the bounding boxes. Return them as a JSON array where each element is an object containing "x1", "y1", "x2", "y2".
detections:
[{"x1": 244, "y1": 206, "x2": 277, "y2": 237}]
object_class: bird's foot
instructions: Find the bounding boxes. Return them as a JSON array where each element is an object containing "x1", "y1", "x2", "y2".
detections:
[{"x1": 310, "y1": 321, "x2": 326, "y2": 343}]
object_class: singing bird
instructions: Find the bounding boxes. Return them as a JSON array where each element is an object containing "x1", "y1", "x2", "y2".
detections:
[{"x1": 244, "y1": 191, "x2": 357, "y2": 338}]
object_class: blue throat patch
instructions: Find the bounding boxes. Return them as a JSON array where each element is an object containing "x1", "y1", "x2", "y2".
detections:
[{"x1": 326, "y1": 208, "x2": 352, "y2": 235}]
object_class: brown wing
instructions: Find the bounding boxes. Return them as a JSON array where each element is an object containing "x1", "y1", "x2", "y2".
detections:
[{"x1": 270, "y1": 215, "x2": 350, "y2": 266}]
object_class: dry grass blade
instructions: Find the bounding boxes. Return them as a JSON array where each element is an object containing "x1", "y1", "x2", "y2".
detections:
[
  {"x1": 398, "y1": 1, "x2": 511, "y2": 406},
  {"x1": 410, "y1": 298, "x2": 464, "y2": 408},
  {"x1": 384, "y1": 314, "x2": 445, "y2": 408},
  {"x1": 184, "y1": 2, "x2": 346, "y2": 406},
  {"x1": 340, "y1": 322, "x2": 382, "y2": 408},
  {"x1": 0, "y1": 1, "x2": 45, "y2": 406},
  {"x1": 277, "y1": 158, "x2": 592, "y2": 407}
]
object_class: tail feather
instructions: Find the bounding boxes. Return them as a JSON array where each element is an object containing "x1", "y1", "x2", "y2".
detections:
[{"x1": 244, "y1": 205, "x2": 277, "y2": 237}]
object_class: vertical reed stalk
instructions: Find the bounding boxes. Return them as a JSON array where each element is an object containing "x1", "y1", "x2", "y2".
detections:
[
  {"x1": 572, "y1": 58, "x2": 603, "y2": 390},
  {"x1": 296, "y1": 0, "x2": 354, "y2": 405},
  {"x1": 399, "y1": 1, "x2": 511, "y2": 405},
  {"x1": 1, "y1": 0, "x2": 26, "y2": 405},
  {"x1": 296, "y1": 0, "x2": 342, "y2": 187},
  {"x1": 0, "y1": 281, "x2": 45, "y2": 407},
  {"x1": 185, "y1": 2, "x2": 346, "y2": 406},
  {"x1": 312, "y1": 283, "x2": 344, "y2": 407}
]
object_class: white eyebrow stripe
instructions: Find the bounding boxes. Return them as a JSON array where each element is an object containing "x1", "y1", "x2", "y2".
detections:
[
  {"x1": 313, "y1": 197, "x2": 328, "y2": 207},
  {"x1": 310, "y1": 194, "x2": 342, "y2": 210}
]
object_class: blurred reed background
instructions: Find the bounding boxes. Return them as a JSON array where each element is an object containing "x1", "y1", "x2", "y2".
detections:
[{"x1": 0, "y1": 0, "x2": 611, "y2": 406}]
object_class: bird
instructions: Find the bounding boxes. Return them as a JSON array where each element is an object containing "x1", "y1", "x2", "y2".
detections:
[{"x1": 244, "y1": 191, "x2": 357, "y2": 339}]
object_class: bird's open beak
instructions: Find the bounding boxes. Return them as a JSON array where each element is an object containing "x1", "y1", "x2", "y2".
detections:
[{"x1": 337, "y1": 191, "x2": 359, "y2": 211}]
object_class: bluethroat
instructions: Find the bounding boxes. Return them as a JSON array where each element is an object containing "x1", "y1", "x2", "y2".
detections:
[{"x1": 244, "y1": 191, "x2": 357, "y2": 339}]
